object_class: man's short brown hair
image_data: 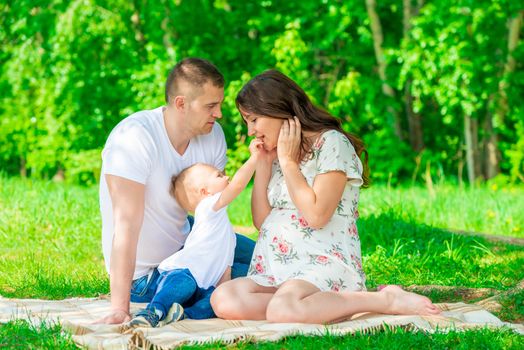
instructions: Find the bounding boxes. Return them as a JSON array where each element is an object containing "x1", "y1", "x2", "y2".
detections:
[{"x1": 165, "y1": 58, "x2": 224, "y2": 104}]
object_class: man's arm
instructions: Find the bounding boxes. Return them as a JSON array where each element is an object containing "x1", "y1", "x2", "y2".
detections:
[{"x1": 95, "y1": 175, "x2": 145, "y2": 324}]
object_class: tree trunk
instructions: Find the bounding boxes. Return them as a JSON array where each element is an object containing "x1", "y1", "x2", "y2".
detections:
[
  {"x1": 20, "y1": 156, "x2": 27, "y2": 177},
  {"x1": 323, "y1": 58, "x2": 343, "y2": 106},
  {"x1": 402, "y1": 0, "x2": 412, "y2": 33},
  {"x1": 403, "y1": 0, "x2": 424, "y2": 151},
  {"x1": 464, "y1": 114, "x2": 476, "y2": 185},
  {"x1": 404, "y1": 76, "x2": 424, "y2": 151},
  {"x1": 131, "y1": 0, "x2": 146, "y2": 58},
  {"x1": 485, "y1": 11, "x2": 523, "y2": 179},
  {"x1": 496, "y1": 11, "x2": 523, "y2": 123},
  {"x1": 458, "y1": 158, "x2": 464, "y2": 188},
  {"x1": 53, "y1": 167, "x2": 65, "y2": 182},
  {"x1": 483, "y1": 111, "x2": 499, "y2": 179},
  {"x1": 161, "y1": 0, "x2": 175, "y2": 51},
  {"x1": 365, "y1": 0, "x2": 403, "y2": 141},
  {"x1": 471, "y1": 118, "x2": 481, "y2": 180}
]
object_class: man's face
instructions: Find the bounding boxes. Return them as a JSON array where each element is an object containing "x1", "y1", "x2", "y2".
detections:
[{"x1": 185, "y1": 82, "x2": 224, "y2": 135}]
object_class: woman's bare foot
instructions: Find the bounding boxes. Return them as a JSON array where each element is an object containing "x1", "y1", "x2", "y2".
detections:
[{"x1": 380, "y1": 285, "x2": 440, "y2": 316}]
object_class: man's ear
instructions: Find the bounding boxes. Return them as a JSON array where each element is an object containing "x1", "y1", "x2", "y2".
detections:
[{"x1": 174, "y1": 95, "x2": 185, "y2": 111}]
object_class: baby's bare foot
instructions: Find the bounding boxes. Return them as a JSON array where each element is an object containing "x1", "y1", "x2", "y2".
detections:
[{"x1": 380, "y1": 285, "x2": 440, "y2": 316}]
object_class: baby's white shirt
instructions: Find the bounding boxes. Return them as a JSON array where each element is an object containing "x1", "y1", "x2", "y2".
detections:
[{"x1": 158, "y1": 192, "x2": 236, "y2": 289}]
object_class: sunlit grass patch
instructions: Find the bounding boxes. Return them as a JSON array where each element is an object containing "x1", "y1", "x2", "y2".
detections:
[{"x1": 359, "y1": 185, "x2": 524, "y2": 238}]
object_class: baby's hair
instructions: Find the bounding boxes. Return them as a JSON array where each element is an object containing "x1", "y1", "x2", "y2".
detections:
[
  {"x1": 170, "y1": 163, "x2": 205, "y2": 212},
  {"x1": 169, "y1": 174, "x2": 180, "y2": 201}
]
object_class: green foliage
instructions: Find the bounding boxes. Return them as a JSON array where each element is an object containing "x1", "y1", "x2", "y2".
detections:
[
  {"x1": 505, "y1": 120, "x2": 524, "y2": 182},
  {"x1": 63, "y1": 148, "x2": 102, "y2": 186},
  {"x1": 0, "y1": 0, "x2": 523, "y2": 185}
]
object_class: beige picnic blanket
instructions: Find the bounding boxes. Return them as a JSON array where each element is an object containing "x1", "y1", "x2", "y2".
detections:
[{"x1": 1, "y1": 295, "x2": 522, "y2": 350}]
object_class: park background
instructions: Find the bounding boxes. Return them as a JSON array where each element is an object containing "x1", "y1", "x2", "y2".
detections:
[
  {"x1": 1, "y1": 0, "x2": 523, "y2": 348},
  {"x1": 1, "y1": 0, "x2": 523, "y2": 186}
]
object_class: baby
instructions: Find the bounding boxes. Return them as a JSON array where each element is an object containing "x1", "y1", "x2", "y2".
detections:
[{"x1": 127, "y1": 139, "x2": 261, "y2": 328}]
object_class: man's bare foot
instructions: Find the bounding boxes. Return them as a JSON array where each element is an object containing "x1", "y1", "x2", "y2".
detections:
[{"x1": 380, "y1": 285, "x2": 440, "y2": 316}]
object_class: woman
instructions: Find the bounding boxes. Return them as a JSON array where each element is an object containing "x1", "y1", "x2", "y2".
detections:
[{"x1": 211, "y1": 70, "x2": 440, "y2": 323}]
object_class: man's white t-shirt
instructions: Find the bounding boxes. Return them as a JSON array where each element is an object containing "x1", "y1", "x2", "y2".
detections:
[
  {"x1": 100, "y1": 107, "x2": 227, "y2": 280},
  {"x1": 158, "y1": 192, "x2": 236, "y2": 289}
]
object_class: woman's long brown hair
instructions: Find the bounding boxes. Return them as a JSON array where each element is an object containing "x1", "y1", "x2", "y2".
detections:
[{"x1": 236, "y1": 69, "x2": 370, "y2": 187}]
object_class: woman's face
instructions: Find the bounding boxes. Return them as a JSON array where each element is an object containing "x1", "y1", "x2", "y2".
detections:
[{"x1": 242, "y1": 112, "x2": 284, "y2": 151}]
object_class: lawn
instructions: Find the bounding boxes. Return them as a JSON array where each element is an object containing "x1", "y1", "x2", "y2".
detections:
[{"x1": 0, "y1": 176, "x2": 523, "y2": 348}]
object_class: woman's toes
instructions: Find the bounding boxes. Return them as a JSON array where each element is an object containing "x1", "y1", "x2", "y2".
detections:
[{"x1": 380, "y1": 285, "x2": 439, "y2": 316}]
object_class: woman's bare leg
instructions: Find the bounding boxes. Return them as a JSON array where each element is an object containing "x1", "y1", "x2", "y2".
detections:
[
  {"x1": 211, "y1": 277, "x2": 277, "y2": 320},
  {"x1": 266, "y1": 280, "x2": 440, "y2": 324}
]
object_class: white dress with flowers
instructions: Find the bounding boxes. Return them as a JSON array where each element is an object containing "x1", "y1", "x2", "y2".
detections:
[{"x1": 247, "y1": 130, "x2": 366, "y2": 292}]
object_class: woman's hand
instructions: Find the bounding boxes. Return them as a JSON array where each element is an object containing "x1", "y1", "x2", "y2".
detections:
[{"x1": 277, "y1": 116, "x2": 301, "y2": 167}]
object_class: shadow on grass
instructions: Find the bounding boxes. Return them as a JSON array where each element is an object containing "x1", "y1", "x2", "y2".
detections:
[{"x1": 358, "y1": 213, "x2": 523, "y2": 290}]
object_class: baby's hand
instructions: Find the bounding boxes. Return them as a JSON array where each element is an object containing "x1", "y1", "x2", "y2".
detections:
[{"x1": 249, "y1": 138, "x2": 264, "y2": 159}]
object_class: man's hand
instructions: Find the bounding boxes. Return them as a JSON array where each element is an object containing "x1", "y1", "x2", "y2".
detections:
[{"x1": 93, "y1": 308, "x2": 131, "y2": 324}]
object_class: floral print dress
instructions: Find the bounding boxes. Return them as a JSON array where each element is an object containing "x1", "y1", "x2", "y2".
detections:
[{"x1": 247, "y1": 130, "x2": 366, "y2": 292}]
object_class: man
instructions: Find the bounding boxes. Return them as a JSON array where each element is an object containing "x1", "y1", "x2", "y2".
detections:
[{"x1": 97, "y1": 58, "x2": 254, "y2": 324}]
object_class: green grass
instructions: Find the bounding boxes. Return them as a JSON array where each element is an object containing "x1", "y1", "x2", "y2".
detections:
[
  {"x1": 230, "y1": 183, "x2": 524, "y2": 238},
  {"x1": 228, "y1": 184, "x2": 254, "y2": 228},
  {"x1": 0, "y1": 319, "x2": 78, "y2": 349},
  {"x1": 0, "y1": 176, "x2": 523, "y2": 348},
  {"x1": 1, "y1": 321, "x2": 522, "y2": 350},
  {"x1": 0, "y1": 177, "x2": 107, "y2": 298},
  {"x1": 359, "y1": 185, "x2": 524, "y2": 238},
  {"x1": 360, "y1": 215, "x2": 523, "y2": 289},
  {"x1": 177, "y1": 327, "x2": 524, "y2": 349}
]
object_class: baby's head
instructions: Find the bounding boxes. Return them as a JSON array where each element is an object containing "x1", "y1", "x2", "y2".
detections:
[{"x1": 170, "y1": 163, "x2": 229, "y2": 212}]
